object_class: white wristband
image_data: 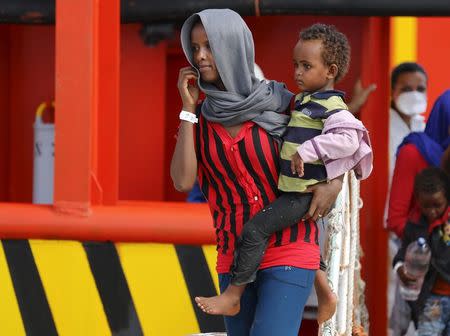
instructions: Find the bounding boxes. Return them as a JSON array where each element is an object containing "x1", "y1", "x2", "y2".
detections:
[{"x1": 179, "y1": 110, "x2": 198, "y2": 124}]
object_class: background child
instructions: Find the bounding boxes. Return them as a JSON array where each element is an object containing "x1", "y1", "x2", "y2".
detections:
[
  {"x1": 195, "y1": 23, "x2": 373, "y2": 324},
  {"x1": 393, "y1": 167, "x2": 450, "y2": 334}
]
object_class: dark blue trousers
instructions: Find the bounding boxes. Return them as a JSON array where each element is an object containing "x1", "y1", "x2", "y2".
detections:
[{"x1": 219, "y1": 266, "x2": 316, "y2": 336}]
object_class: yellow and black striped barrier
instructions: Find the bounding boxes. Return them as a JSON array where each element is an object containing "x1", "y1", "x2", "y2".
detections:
[{"x1": 0, "y1": 240, "x2": 225, "y2": 336}]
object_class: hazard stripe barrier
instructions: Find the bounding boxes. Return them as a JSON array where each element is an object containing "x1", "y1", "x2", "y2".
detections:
[
  {"x1": 175, "y1": 245, "x2": 224, "y2": 332},
  {"x1": 84, "y1": 242, "x2": 143, "y2": 335},
  {"x1": 3, "y1": 240, "x2": 58, "y2": 335},
  {"x1": 0, "y1": 240, "x2": 225, "y2": 336},
  {"x1": 31, "y1": 240, "x2": 110, "y2": 336},
  {"x1": 0, "y1": 242, "x2": 26, "y2": 336}
]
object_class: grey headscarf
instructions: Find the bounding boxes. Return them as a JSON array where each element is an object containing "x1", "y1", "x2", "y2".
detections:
[{"x1": 180, "y1": 8, "x2": 293, "y2": 138}]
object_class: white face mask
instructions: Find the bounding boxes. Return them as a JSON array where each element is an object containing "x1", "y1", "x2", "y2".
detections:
[{"x1": 395, "y1": 91, "x2": 427, "y2": 116}]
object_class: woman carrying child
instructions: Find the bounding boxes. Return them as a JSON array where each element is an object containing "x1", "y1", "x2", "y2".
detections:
[
  {"x1": 171, "y1": 9, "x2": 364, "y2": 335},
  {"x1": 193, "y1": 19, "x2": 373, "y2": 324}
]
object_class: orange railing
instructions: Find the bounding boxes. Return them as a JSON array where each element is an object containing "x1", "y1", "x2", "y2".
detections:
[{"x1": 0, "y1": 202, "x2": 214, "y2": 244}]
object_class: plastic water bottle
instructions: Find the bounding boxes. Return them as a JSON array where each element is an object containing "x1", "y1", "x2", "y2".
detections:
[{"x1": 399, "y1": 237, "x2": 431, "y2": 301}]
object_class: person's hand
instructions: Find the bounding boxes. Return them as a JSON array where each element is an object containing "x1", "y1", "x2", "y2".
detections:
[
  {"x1": 177, "y1": 66, "x2": 199, "y2": 112},
  {"x1": 397, "y1": 265, "x2": 418, "y2": 286},
  {"x1": 347, "y1": 79, "x2": 377, "y2": 115},
  {"x1": 304, "y1": 178, "x2": 343, "y2": 221},
  {"x1": 291, "y1": 152, "x2": 304, "y2": 177}
]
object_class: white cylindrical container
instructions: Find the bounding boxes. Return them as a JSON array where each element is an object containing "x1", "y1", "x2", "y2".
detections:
[
  {"x1": 399, "y1": 237, "x2": 431, "y2": 301},
  {"x1": 32, "y1": 102, "x2": 54, "y2": 204}
]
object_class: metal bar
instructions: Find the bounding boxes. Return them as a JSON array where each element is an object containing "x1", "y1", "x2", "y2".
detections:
[
  {"x1": 1, "y1": 0, "x2": 450, "y2": 24},
  {"x1": 0, "y1": 202, "x2": 215, "y2": 244}
]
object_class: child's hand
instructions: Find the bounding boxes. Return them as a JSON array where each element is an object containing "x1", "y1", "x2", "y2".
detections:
[
  {"x1": 291, "y1": 152, "x2": 304, "y2": 177},
  {"x1": 397, "y1": 265, "x2": 418, "y2": 286}
]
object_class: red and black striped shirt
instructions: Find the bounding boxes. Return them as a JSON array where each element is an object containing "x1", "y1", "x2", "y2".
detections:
[{"x1": 196, "y1": 113, "x2": 320, "y2": 274}]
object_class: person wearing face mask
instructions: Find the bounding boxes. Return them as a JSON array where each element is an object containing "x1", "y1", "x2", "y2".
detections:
[
  {"x1": 344, "y1": 62, "x2": 428, "y2": 182},
  {"x1": 388, "y1": 90, "x2": 450, "y2": 335},
  {"x1": 388, "y1": 62, "x2": 428, "y2": 183},
  {"x1": 385, "y1": 63, "x2": 428, "y2": 336}
]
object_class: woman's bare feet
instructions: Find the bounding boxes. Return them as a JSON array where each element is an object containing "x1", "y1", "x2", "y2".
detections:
[
  {"x1": 317, "y1": 290, "x2": 337, "y2": 324},
  {"x1": 195, "y1": 293, "x2": 240, "y2": 316}
]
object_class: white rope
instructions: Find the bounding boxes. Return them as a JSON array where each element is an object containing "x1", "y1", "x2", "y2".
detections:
[
  {"x1": 345, "y1": 171, "x2": 359, "y2": 335},
  {"x1": 320, "y1": 174, "x2": 347, "y2": 336},
  {"x1": 337, "y1": 174, "x2": 350, "y2": 334},
  {"x1": 352, "y1": 175, "x2": 370, "y2": 334},
  {"x1": 319, "y1": 172, "x2": 368, "y2": 336}
]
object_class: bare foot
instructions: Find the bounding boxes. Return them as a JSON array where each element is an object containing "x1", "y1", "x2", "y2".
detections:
[
  {"x1": 317, "y1": 291, "x2": 337, "y2": 324},
  {"x1": 352, "y1": 325, "x2": 368, "y2": 336},
  {"x1": 195, "y1": 293, "x2": 240, "y2": 316}
]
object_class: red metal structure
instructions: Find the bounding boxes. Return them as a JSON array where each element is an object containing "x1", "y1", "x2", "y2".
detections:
[{"x1": 1, "y1": 1, "x2": 450, "y2": 334}]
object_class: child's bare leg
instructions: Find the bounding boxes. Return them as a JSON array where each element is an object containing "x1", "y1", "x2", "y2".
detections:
[
  {"x1": 195, "y1": 284, "x2": 245, "y2": 316},
  {"x1": 315, "y1": 269, "x2": 337, "y2": 324}
]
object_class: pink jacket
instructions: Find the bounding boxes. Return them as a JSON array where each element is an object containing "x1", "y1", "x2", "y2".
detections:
[{"x1": 297, "y1": 110, "x2": 373, "y2": 180}]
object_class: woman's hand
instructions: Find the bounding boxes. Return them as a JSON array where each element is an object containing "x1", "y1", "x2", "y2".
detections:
[
  {"x1": 397, "y1": 265, "x2": 418, "y2": 286},
  {"x1": 305, "y1": 178, "x2": 343, "y2": 221},
  {"x1": 177, "y1": 66, "x2": 199, "y2": 112}
]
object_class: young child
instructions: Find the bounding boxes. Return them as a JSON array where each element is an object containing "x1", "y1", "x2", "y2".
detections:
[
  {"x1": 393, "y1": 167, "x2": 450, "y2": 334},
  {"x1": 195, "y1": 23, "x2": 373, "y2": 323}
]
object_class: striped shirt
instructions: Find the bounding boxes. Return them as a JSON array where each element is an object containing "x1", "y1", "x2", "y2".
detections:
[
  {"x1": 279, "y1": 90, "x2": 348, "y2": 192},
  {"x1": 195, "y1": 111, "x2": 320, "y2": 274}
]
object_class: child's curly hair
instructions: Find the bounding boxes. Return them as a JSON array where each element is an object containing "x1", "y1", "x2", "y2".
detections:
[
  {"x1": 299, "y1": 23, "x2": 350, "y2": 82},
  {"x1": 414, "y1": 167, "x2": 450, "y2": 200}
]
